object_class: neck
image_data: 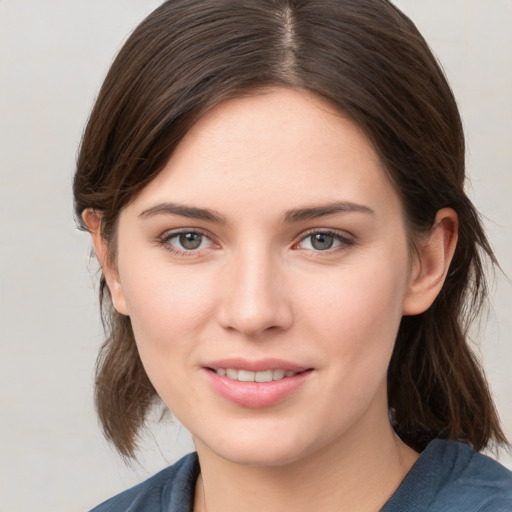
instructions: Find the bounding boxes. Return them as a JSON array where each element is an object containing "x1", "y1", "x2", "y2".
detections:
[{"x1": 193, "y1": 419, "x2": 418, "y2": 512}]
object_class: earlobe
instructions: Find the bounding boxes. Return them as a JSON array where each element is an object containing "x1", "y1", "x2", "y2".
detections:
[
  {"x1": 402, "y1": 208, "x2": 458, "y2": 316},
  {"x1": 81, "y1": 209, "x2": 129, "y2": 316}
]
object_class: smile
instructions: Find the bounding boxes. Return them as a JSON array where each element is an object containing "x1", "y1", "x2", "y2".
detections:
[
  {"x1": 215, "y1": 368, "x2": 298, "y2": 382},
  {"x1": 205, "y1": 368, "x2": 312, "y2": 408}
]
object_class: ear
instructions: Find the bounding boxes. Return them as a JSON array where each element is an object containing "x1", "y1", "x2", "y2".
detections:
[
  {"x1": 402, "y1": 208, "x2": 458, "y2": 316},
  {"x1": 82, "y1": 209, "x2": 129, "y2": 316}
]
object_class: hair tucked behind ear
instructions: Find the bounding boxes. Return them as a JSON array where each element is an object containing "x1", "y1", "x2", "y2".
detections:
[{"x1": 74, "y1": 0, "x2": 507, "y2": 458}]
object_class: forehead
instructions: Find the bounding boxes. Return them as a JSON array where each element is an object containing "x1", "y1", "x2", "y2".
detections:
[{"x1": 127, "y1": 88, "x2": 400, "y2": 219}]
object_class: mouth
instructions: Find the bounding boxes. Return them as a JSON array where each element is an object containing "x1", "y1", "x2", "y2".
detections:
[
  {"x1": 203, "y1": 359, "x2": 313, "y2": 408},
  {"x1": 212, "y1": 368, "x2": 300, "y2": 382}
]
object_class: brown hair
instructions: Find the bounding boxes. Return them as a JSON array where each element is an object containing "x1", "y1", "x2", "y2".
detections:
[{"x1": 74, "y1": 0, "x2": 507, "y2": 459}]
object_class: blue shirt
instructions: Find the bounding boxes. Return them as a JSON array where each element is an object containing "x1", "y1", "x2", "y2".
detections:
[{"x1": 90, "y1": 439, "x2": 512, "y2": 511}]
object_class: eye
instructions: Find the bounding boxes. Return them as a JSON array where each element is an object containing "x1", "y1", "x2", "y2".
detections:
[
  {"x1": 305, "y1": 233, "x2": 336, "y2": 251},
  {"x1": 176, "y1": 232, "x2": 205, "y2": 250},
  {"x1": 159, "y1": 229, "x2": 214, "y2": 255},
  {"x1": 297, "y1": 231, "x2": 354, "y2": 252}
]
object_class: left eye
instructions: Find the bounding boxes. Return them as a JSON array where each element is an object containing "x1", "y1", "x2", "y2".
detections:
[{"x1": 298, "y1": 232, "x2": 352, "y2": 251}]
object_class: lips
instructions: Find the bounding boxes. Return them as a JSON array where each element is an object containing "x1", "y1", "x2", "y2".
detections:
[{"x1": 203, "y1": 358, "x2": 312, "y2": 408}]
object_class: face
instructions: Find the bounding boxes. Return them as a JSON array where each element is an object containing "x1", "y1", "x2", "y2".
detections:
[{"x1": 107, "y1": 88, "x2": 418, "y2": 466}]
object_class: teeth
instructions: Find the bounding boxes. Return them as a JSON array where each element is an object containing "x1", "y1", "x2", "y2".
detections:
[
  {"x1": 238, "y1": 370, "x2": 255, "y2": 382},
  {"x1": 215, "y1": 368, "x2": 297, "y2": 382},
  {"x1": 272, "y1": 369, "x2": 285, "y2": 380},
  {"x1": 226, "y1": 369, "x2": 238, "y2": 379},
  {"x1": 255, "y1": 370, "x2": 273, "y2": 383}
]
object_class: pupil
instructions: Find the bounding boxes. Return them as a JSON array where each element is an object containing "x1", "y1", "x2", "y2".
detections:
[
  {"x1": 179, "y1": 233, "x2": 202, "y2": 250},
  {"x1": 312, "y1": 233, "x2": 334, "y2": 250}
]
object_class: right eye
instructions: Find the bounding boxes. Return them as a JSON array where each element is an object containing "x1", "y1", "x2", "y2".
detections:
[
  {"x1": 174, "y1": 232, "x2": 206, "y2": 250},
  {"x1": 159, "y1": 230, "x2": 214, "y2": 256}
]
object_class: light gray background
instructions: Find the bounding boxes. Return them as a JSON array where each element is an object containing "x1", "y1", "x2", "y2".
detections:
[{"x1": 0, "y1": 1, "x2": 510, "y2": 510}]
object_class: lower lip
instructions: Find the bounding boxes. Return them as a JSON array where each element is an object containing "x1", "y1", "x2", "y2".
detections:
[{"x1": 203, "y1": 369, "x2": 312, "y2": 408}]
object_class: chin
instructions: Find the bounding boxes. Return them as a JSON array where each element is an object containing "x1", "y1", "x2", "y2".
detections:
[
  {"x1": 194, "y1": 423, "x2": 329, "y2": 468},
  {"x1": 215, "y1": 444, "x2": 306, "y2": 468}
]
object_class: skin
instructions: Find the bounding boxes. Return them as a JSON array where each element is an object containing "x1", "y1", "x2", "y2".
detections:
[{"x1": 86, "y1": 88, "x2": 458, "y2": 512}]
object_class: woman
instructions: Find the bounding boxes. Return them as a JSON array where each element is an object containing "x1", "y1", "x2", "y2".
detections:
[{"x1": 74, "y1": 0, "x2": 511, "y2": 510}]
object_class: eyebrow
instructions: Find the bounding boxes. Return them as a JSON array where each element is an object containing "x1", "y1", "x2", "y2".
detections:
[
  {"x1": 139, "y1": 203, "x2": 227, "y2": 223},
  {"x1": 139, "y1": 200, "x2": 375, "y2": 224},
  {"x1": 283, "y1": 201, "x2": 375, "y2": 222}
]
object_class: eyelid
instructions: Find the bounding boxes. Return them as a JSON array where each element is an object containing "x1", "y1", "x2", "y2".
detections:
[{"x1": 159, "y1": 227, "x2": 211, "y2": 239}]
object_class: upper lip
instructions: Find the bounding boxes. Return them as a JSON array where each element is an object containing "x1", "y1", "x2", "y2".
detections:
[{"x1": 203, "y1": 358, "x2": 310, "y2": 373}]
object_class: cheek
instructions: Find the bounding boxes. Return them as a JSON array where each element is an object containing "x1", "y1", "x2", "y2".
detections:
[
  {"x1": 308, "y1": 264, "x2": 405, "y2": 325},
  {"x1": 117, "y1": 259, "x2": 216, "y2": 360},
  {"x1": 118, "y1": 265, "x2": 220, "y2": 414},
  {"x1": 293, "y1": 262, "x2": 409, "y2": 432},
  {"x1": 299, "y1": 254, "x2": 409, "y2": 372}
]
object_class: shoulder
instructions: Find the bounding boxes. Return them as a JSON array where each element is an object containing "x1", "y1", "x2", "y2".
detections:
[
  {"x1": 89, "y1": 452, "x2": 199, "y2": 512},
  {"x1": 382, "y1": 439, "x2": 512, "y2": 512},
  {"x1": 435, "y1": 440, "x2": 512, "y2": 510}
]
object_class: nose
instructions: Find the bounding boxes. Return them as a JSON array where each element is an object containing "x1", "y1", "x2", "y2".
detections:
[{"x1": 216, "y1": 247, "x2": 293, "y2": 337}]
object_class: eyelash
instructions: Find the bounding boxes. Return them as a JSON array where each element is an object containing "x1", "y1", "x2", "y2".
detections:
[{"x1": 157, "y1": 229, "x2": 355, "y2": 257}]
